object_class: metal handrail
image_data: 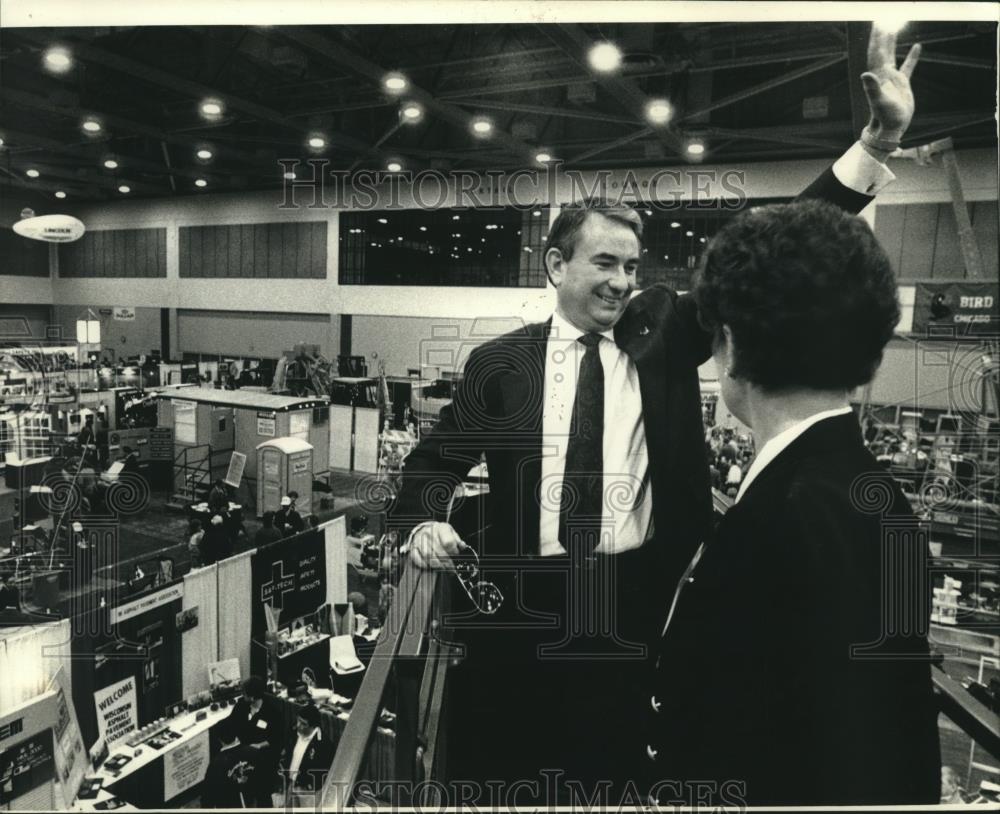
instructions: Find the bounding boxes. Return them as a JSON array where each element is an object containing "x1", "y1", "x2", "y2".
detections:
[
  {"x1": 933, "y1": 665, "x2": 1000, "y2": 761},
  {"x1": 321, "y1": 560, "x2": 444, "y2": 811}
]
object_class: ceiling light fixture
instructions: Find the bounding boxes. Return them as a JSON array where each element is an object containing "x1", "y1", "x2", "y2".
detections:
[
  {"x1": 26, "y1": 169, "x2": 40, "y2": 178},
  {"x1": 686, "y1": 140, "x2": 705, "y2": 156},
  {"x1": 384, "y1": 73, "x2": 408, "y2": 93},
  {"x1": 535, "y1": 151, "x2": 552, "y2": 164},
  {"x1": 401, "y1": 102, "x2": 423, "y2": 122},
  {"x1": 82, "y1": 118, "x2": 102, "y2": 133},
  {"x1": 195, "y1": 179, "x2": 208, "y2": 188},
  {"x1": 283, "y1": 171, "x2": 296, "y2": 180},
  {"x1": 588, "y1": 42, "x2": 622, "y2": 73},
  {"x1": 645, "y1": 99, "x2": 674, "y2": 126},
  {"x1": 43, "y1": 46, "x2": 72, "y2": 73},
  {"x1": 103, "y1": 158, "x2": 119, "y2": 169},
  {"x1": 308, "y1": 136, "x2": 326, "y2": 150},
  {"x1": 196, "y1": 149, "x2": 213, "y2": 161},
  {"x1": 387, "y1": 161, "x2": 402, "y2": 172},
  {"x1": 199, "y1": 98, "x2": 224, "y2": 119},
  {"x1": 118, "y1": 184, "x2": 131, "y2": 194},
  {"x1": 471, "y1": 118, "x2": 493, "y2": 136},
  {"x1": 55, "y1": 191, "x2": 66, "y2": 199}
]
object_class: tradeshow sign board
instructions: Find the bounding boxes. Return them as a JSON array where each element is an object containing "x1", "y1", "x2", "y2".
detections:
[
  {"x1": 112, "y1": 582, "x2": 185, "y2": 624},
  {"x1": 0, "y1": 690, "x2": 59, "y2": 811},
  {"x1": 49, "y1": 667, "x2": 87, "y2": 806},
  {"x1": 912, "y1": 281, "x2": 999, "y2": 338},
  {"x1": 112, "y1": 307, "x2": 136, "y2": 322},
  {"x1": 93, "y1": 677, "x2": 137, "y2": 750},
  {"x1": 163, "y1": 729, "x2": 210, "y2": 801}
]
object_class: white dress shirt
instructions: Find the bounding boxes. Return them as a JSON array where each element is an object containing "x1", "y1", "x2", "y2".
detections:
[
  {"x1": 539, "y1": 310, "x2": 652, "y2": 556},
  {"x1": 288, "y1": 728, "x2": 319, "y2": 783},
  {"x1": 735, "y1": 407, "x2": 853, "y2": 503}
]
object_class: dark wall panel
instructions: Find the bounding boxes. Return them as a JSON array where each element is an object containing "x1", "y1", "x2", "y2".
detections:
[
  {"x1": 0, "y1": 227, "x2": 50, "y2": 276},
  {"x1": 178, "y1": 221, "x2": 326, "y2": 278},
  {"x1": 58, "y1": 228, "x2": 166, "y2": 278}
]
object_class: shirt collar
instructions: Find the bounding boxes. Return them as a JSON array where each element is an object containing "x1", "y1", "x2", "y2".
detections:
[
  {"x1": 297, "y1": 728, "x2": 318, "y2": 743},
  {"x1": 549, "y1": 310, "x2": 616, "y2": 345},
  {"x1": 735, "y1": 407, "x2": 853, "y2": 503}
]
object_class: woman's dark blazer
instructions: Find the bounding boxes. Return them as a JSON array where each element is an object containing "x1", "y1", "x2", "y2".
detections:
[{"x1": 646, "y1": 413, "x2": 941, "y2": 806}]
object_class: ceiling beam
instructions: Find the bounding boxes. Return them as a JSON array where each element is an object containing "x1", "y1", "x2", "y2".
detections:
[
  {"x1": 12, "y1": 31, "x2": 393, "y2": 165},
  {"x1": 700, "y1": 125, "x2": 844, "y2": 151},
  {"x1": 541, "y1": 23, "x2": 687, "y2": 158},
  {"x1": 679, "y1": 55, "x2": 845, "y2": 122},
  {"x1": 281, "y1": 27, "x2": 542, "y2": 166},
  {"x1": 453, "y1": 99, "x2": 638, "y2": 126}
]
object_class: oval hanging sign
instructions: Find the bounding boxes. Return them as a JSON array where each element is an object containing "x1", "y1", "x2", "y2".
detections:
[{"x1": 13, "y1": 214, "x2": 86, "y2": 243}]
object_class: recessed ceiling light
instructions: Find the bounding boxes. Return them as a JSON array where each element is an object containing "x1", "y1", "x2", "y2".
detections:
[
  {"x1": 419, "y1": 226, "x2": 427, "y2": 232},
  {"x1": 82, "y1": 119, "x2": 102, "y2": 133},
  {"x1": 401, "y1": 103, "x2": 423, "y2": 122},
  {"x1": 103, "y1": 159, "x2": 119, "y2": 170},
  {"x1": 118, "y1": 185, "x2": 131, "y2": 194},
  {"x1": 199, "y1": 99, "x2": 224, "y2": 118},
  {"x1": 645, "y1": 99, "x2": 674, "y2": 126},
  {"x1": 26, "y1": 169, "x2": 40, "y2": 178},
  {"x1": 283, "y1": 171, "x2": 296, "y2": 180},
  {"x1": 685, "y1": 230, "x2": 694, "y2": 237},
  {"x1": 670, "y1": 221, "x2": 681, "y2": 228},
  {"x1": 308, "y1": 136, "x2": 326, "y2": 149},
  {"x1": 383, "y1": 73, "x2": 408, "y2": 92},
  {"x1": 588, "y1": 42, "x2": 622, "y2": 73},
  {"x1": 387, "y1": 161, "x2": 402, "y2": 172},
  {"x1": 43, "y1": 46, "x2": 72, "y2": 73},
  {"x1": 699, "y1": 237, "x2": 707, "y2": 243},
  {"x1": 55, "y1": 191, "x2": 66, "y2": 199},
  {"x1": 535, "y1": 151, "x2": 552, "y2": 164},
  {"x1": 377, "y1": 218, "x2": 388, "y2": 225},
  {"x1": 196, "y1": 149, "x2": 213, "y2": 160},
  {"x1": 195, "y1": 179, "x2": 208, "y2": 188},
  {"x1": 686, "y1": 141, "x2": 705, "y2": 156},
  {"x1": 471, "y1": 118, "x2": 493, "y2": 136}
]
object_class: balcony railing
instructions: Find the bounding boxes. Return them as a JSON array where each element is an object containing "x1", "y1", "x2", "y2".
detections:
[{"x1": 319, "y1": 488, "x2": 999, "y2": 808}]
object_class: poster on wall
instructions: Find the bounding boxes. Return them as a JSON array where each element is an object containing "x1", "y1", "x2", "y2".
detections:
[
  {"x1": 163, "y1": 729, "x2": 210, "y2": 801},
  {"x1": 112, "y1": 307, "x2": 136, "y2": 322},
  {"x1": 912, "y1": 282, "x2": 999, "y2": 338},
  {"x1": 93, "y1": 676, "x2": 137, "y2": 749},
  {"x1": 257, "y1": 412, "x2": 276, "y2": 436},
  {"x1": 48, "y1": 667, "x2": 87, "y2": 804},
  {"x1": 0, "y1": 729, "x2": 55, "y2": 809},
  {"x1": 138, "y1": 620, "x2": 164, "y2": 693},
  {"x1": 251, "y1": 530, "x2": 326, "y2": 629}
]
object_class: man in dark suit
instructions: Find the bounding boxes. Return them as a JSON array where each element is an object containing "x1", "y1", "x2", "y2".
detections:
[
  {"x1": 393, "y1": 28, "x2": 920, "y2": 803},
  {"x1": 203, "y1": 676, "x2": 283, "y2": 808},
  {"x1": 276, "y1": 703, "x2": 335, "y2": 807}
]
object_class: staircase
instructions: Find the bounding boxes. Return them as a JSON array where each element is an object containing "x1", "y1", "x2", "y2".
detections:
[{"x1": 166, "y1": 444, "x2": 213, "y2": 511}]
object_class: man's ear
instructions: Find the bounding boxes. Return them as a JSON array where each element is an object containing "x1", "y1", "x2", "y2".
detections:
[{"x1": 545, "y1": 247, "x2": 564, "y2": 287}]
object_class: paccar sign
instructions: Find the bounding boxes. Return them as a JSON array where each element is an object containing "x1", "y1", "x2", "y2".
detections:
[{"x1": 912, "y1": 282, "x2": 999, "y2": 338}]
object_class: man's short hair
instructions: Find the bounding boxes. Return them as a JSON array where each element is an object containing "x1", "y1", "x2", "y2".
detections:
[
  {"x1": 243, "y1": 675, "x2": 267, "y2": 699},
  {"x1": 693, "y1": 199, "x2": 899, "y2": 391},
  {"x1": 544, "y1": 199, "x2": 643, "y2": 281},
  {"x1": 297, "y1": 703, "x2": 321, "y2": 729}
]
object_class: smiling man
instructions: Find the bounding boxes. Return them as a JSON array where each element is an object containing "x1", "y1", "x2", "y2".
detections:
[{"x1": 392, "y1": 27, "x2": 920, "y2": 803}]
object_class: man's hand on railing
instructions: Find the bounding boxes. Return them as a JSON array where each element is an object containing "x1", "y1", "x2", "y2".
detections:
[{"x1": 405, "y1": 522, "x2": 467, "y2": 571}]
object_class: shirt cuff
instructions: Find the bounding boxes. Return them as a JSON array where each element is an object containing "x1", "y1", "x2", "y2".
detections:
[{"x1": 832, "y1": 141, "x2": 896, "y2": 196}]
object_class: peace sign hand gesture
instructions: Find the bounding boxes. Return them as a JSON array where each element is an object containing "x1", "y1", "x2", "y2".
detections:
[{"x1": 861, "y1": 25, "x2": 921, "y2": 144}]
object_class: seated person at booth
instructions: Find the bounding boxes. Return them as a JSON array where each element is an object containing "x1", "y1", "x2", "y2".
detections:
[
  {"x1": 203, "y1": 676, "x2": 283, "y2": 808},
  {"x1": 276, "y1": 703, "x2": 334, "y2": 806},
  {"x1": 254, "y1": 512, "x2": 283, "y2": 547}
]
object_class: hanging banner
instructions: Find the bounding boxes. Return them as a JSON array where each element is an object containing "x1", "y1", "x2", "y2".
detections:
[
  {"x1": 912, "y1": 282, "x2": 999, "y2": 338},
  {"x1": 93, "y1": 677, "x2": 137, "y2": 749},
  {"x1": 163, "y1": 729, "x2": 210, "y2": 801},
  {"x1": 112, "y1": 582, "x2": 184, "y2": 624}
]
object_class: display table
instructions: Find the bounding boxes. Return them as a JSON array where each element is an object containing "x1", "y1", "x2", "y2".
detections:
[
  {"x1": 275, "y1": 631, "x2": 332, "y2": 688},
  {"x1": 71, "y1": 704, "x2": 232, "y2": 811}
]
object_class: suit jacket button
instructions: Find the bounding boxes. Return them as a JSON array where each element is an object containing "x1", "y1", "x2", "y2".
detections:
[
  {"x1": 646, "y1": 744, "x2": 658, "y2": 761},
  {"x1": 650, "y1": 695, "x2": 662, "y2": 713}
]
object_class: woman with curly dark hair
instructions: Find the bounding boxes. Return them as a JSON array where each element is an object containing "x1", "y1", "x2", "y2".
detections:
[{"x1": 644, "y1": 200, "x2": 940, "y2": 806}]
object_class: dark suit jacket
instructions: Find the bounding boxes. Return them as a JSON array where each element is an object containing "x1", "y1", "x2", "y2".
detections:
[
  {"x1": 217, "y1": 695, "x2": 284, "y2": 761},
  {"x1": 392, "y1": 168, "x2": 875, "y2": 616},
  {"x1": 278, "y1": 730, "x2": 335, "y2": 791},
  {"x1": 646, "y1": 414, "x2": 941, "y2": 805}
]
